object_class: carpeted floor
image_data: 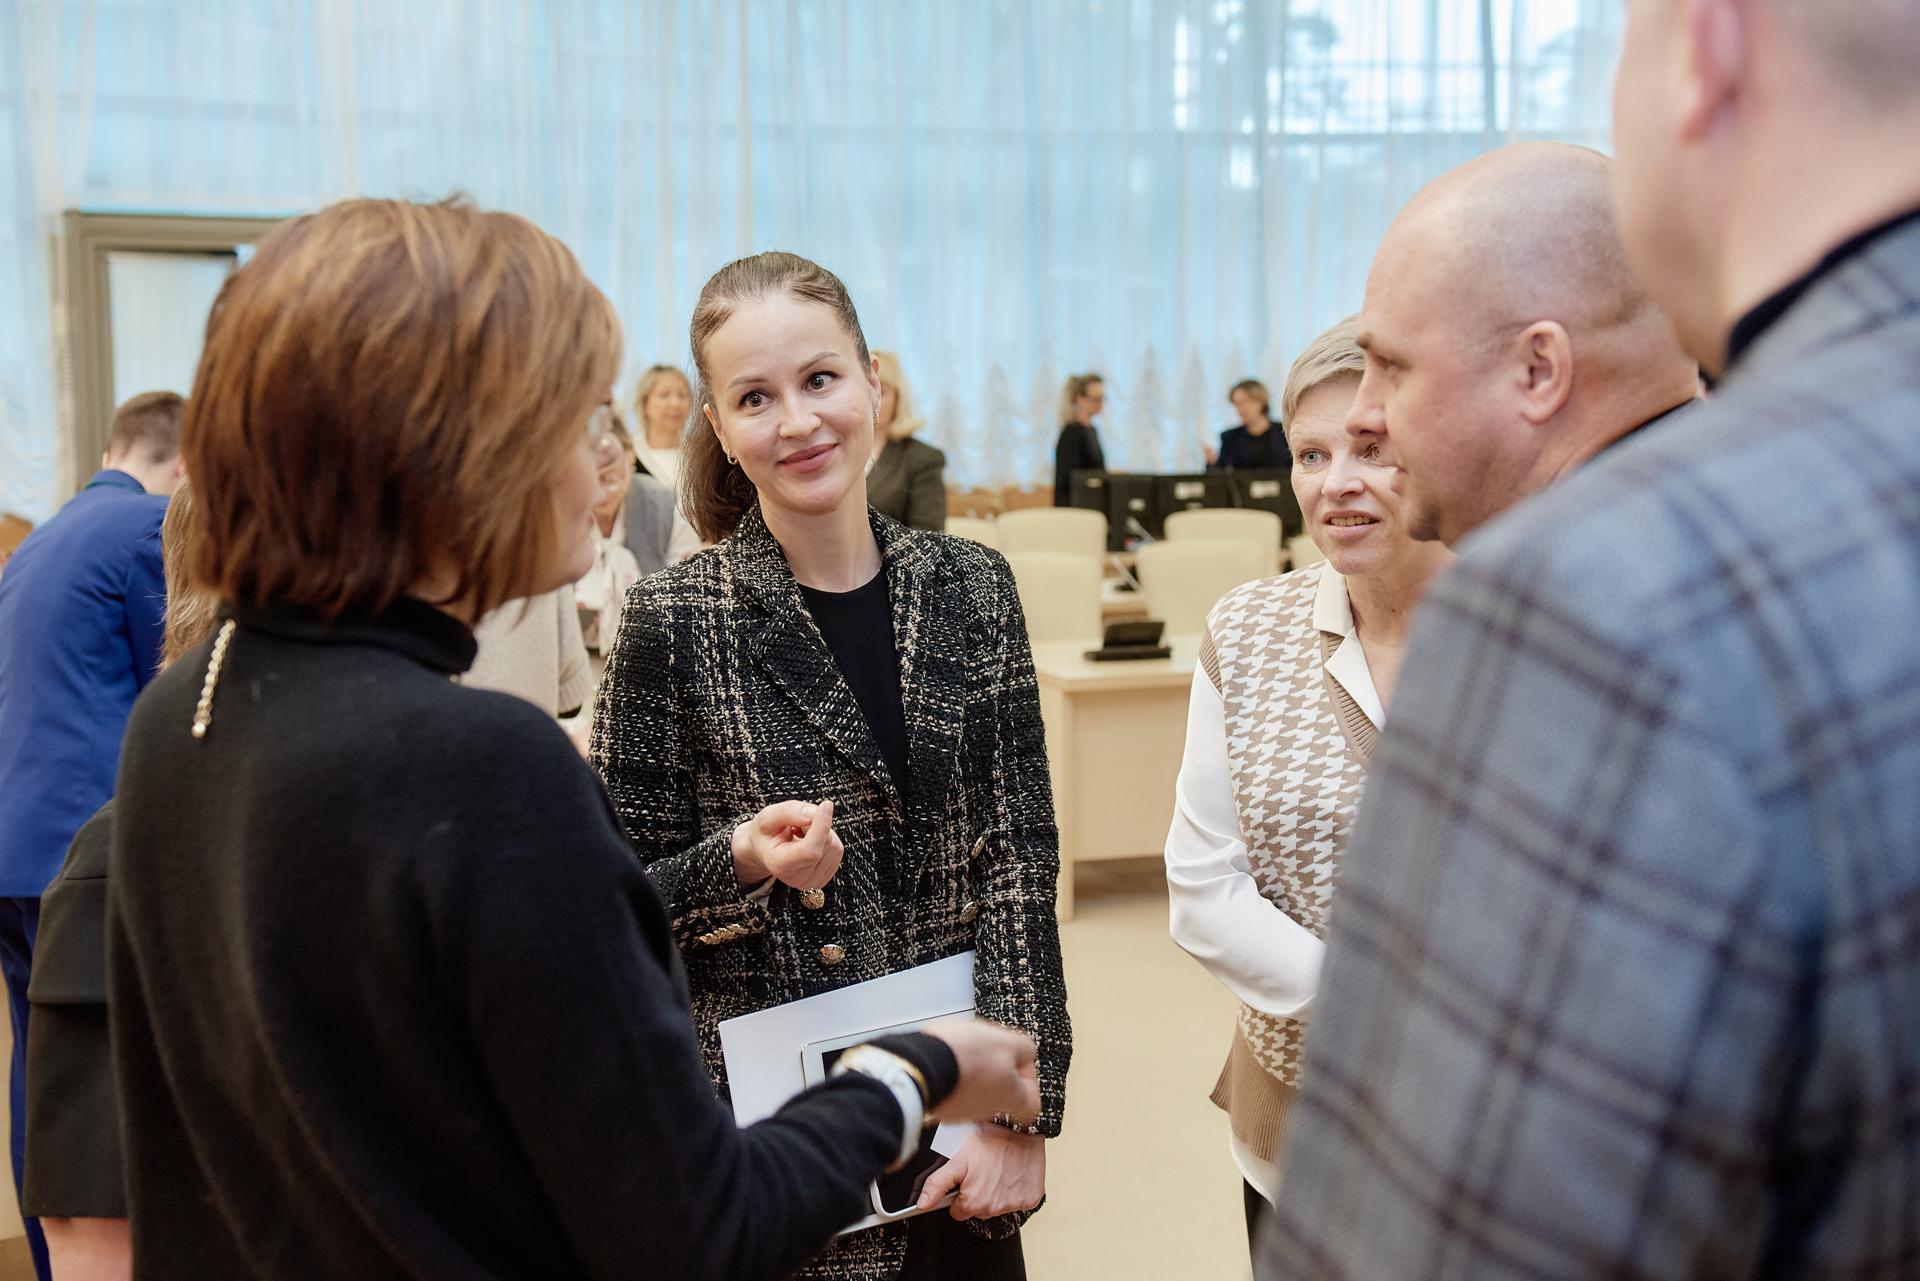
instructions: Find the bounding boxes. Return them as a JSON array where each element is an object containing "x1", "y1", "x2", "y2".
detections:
[{"x1": 1022, "y1": 857, "x2": 1251, "y2": 1279}]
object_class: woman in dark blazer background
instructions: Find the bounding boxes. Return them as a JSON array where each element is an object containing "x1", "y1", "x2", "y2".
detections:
[
  {"x1": 864, "y1": 351, "x2": 947, "y2": 531},
  {"x1": 594, "y1": 251, "x2": 1071, "y2": 1281},
  {"x1": 1208, "y1": 378, "x2": 1289, "y2": 472},
  {"x1": 1052, "y1": 372, "x2": 1106, "y2": 505}
]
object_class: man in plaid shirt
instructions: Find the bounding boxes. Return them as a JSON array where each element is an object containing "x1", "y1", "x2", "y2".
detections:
[{"x1": 1263, "y1": 1, "x2": 1920, "y2": 1277}]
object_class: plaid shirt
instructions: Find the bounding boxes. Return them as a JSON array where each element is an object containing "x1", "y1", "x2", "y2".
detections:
[{"x1": 1262, "y1": 216, "x2": 1920, "y2": 1280}]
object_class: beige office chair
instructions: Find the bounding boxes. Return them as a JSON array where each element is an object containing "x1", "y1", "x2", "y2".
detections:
[
  {"x1": 1135, "y1": 540, "x2": 1270, "y2": 635},
  {"x1": 1003, "y1": 551, "x2": 1103, "y2": 645},
  {"x1": 1162, "y1": 508, "x2": 1283, "y2": 577},
  {"x1": 945, "y1": 515, "x2": 999, "y2": 549},
  {"x1": 995, "y1": 507, "x2": 1107, "y2": 561},
  {"x1": 1287, "y1": 534, "x2": 1326, "y2": 570}
]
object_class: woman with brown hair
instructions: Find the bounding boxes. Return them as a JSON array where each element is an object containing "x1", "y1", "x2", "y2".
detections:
[
  {"x1": 104, "y1": 200, "x2": 1039, "y2": 1281},
  {"x1": 593, "y1": 251, "x2": 1071, "y2": 1281}
]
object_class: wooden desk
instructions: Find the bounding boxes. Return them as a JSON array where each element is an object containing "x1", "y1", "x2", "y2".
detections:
[{"x1": 1031, "y1": 635, "x2": 1198, "y2": 918}]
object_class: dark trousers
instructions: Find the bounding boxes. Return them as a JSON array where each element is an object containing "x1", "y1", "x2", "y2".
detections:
[
  {"x1": 1244, "y1": 1180, "x2": 1271, "y2": 1253},
  {"x1": 0, "y1": 898, "x2": 51, "y2": 1281},
  {"x1": 899, "y1": 1213, "x2": 1025, "y2": 1281}
]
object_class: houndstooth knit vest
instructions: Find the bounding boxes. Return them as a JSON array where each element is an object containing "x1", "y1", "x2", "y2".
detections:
[{"x1": 1201, "y1": 564, "x2": 1377, "y2": 1163}]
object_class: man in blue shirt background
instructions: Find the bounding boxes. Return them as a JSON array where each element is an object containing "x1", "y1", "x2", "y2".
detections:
[{"x1": 0, "y1": 390, "x2": 181, "y2": 1279}]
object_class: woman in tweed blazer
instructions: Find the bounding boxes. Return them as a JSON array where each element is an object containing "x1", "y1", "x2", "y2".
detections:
[{"x1": 592, "y1": 252, "x2": 1069, "y2": 1281}]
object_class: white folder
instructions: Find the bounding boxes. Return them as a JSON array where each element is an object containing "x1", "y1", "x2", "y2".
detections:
[{"x1": 718, "y1": 951, "x2": 977, "y2": 1232}]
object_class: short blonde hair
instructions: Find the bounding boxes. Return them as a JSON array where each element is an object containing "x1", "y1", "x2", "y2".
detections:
[
  {"x1": 874, "y1": 351, "x2": 924, "y2": 440},
  {"x1": 186, "y1": 198, "x2": 621, "y2": 621},
  {"x1": 1281, "y1": 314, "x2": 1366, "y2": 422},
  {"x1": 631, "y1": 364, "x2": 691, "y2": 434},
  {"x1": 1228, "y1": 379, "x2": 1270, "y2": 413}
]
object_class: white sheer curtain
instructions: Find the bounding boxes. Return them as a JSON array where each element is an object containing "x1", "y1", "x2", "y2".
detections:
[{"x1": 0, "y1": 0, "x2": 1622, "y2": 520}]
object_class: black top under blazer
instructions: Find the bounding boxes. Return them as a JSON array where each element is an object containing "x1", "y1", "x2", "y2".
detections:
[
  {"x1": 1212, "y1": 419, "x2": 1290, "y2": 471},
  {"x1": 592, "y1": 505, "x2": 1072, "y2": 1281}
]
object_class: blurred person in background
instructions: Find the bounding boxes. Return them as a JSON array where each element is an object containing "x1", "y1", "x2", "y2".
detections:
[
  {"x1": 467, "y1": 584, "x2": 595, "y2": 753},
  {"x1": 629, "y1": 362, "x2": 694, "y2": 488},
  {"x1": 629, "y1": 362, "x2": 705, "y2": 563},
  {"x1": 1206, "y1": 379, "x2": 1287, "y2": 472},
  {"x1": 0, "y1": 389, "x2": 184, "y2": 1281},
  {"x1": 1051, "y1": 373, "x2": 1106, "y2": 506},
  {"x1": 23, "y1": 482, "x2": 218, "y2": 1281},
  {"x1": 574, "y1": 413, "x2": 670, "y2": 656},
  {"x1": 1163, "y1": 316, "x2": 1451, "y2": 1253},
  {"x1": 595, "y1": 250, "x2": 1071, "y2": 1281},
  {"x1": 864, "y1": 351, "x2": 947, "y2": 531},
  {"x1": 107, "y1": 197, "x2": 1040, "y2": 1281}
]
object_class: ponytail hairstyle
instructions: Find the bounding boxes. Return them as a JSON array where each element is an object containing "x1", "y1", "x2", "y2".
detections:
[
  {"x1": 1060, "y1": 372, "x2": 1105, "y2": 425},
  {"x1": 682, "y1": 251, "x2": 871, "y2": 542}
]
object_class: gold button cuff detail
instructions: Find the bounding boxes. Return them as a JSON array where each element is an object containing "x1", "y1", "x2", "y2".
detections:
[{"x1": 695, "y1": 922, "x2": 753, "y2": 946}]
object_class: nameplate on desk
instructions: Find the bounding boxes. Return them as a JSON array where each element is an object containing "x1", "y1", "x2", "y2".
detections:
[{"x1": 1084, "y1": 645, "x2": 1174, "y2": 662}]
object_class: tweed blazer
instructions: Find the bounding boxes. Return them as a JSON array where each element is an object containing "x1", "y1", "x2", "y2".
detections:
[
  {"x1": 1264, "y1": 216, "x2": 1920, "y2": 1279},
  {"x1": 592, "y1": 505, "x2": 1071, "y2": 1277}
]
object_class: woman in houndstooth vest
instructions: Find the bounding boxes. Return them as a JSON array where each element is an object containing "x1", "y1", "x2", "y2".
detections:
[{"x1": 1162, "y1": 314, "x2": 1453, "y2": 1248}]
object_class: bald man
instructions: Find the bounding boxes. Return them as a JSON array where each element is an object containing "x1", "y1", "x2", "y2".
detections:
[
  {"x1": 1261, "y1": 5, "x2": 1920, "y2": 1278},
  {"x1": 1348, "y1": 142, "x2": 1698, "y2": 545}
]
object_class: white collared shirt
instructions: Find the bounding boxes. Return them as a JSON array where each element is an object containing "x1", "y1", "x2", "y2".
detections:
[
  {"x1": 632, "y1": 439, "x2": 679, "y2": 489},
  {"x1": 1163, "y1": 563, "x2": 1384, "y2": 1203},
  {"x1": 1312, "y1": 561, "x2": 1387, "y2": 730}
]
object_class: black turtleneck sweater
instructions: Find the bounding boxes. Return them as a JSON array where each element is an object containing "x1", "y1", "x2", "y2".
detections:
[{"x1": 106, "y1": 598, "x2": 955, "y2": 1281}]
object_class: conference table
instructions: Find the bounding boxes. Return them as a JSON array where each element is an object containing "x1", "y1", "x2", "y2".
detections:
[{"x1": 1030, "y1": 634, "x2": 1199, "y2": 919}]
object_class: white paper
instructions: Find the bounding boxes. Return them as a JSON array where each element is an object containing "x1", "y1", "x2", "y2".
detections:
[{"x1": 719, "y1": 951, "x2": 978, "y2": 1232}]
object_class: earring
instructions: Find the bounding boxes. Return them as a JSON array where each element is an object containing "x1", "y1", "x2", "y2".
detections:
[{"x1": 724, "y1": 446, "x2": 737, "y2": 465}]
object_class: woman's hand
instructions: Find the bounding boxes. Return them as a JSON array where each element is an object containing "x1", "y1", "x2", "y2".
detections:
[
  {"x1": 914, "y1": 1122, "x2": 1046, "y2": 1220},
  {"x1": 731, "y1": 799, "x2": 844, "y2": 890}
]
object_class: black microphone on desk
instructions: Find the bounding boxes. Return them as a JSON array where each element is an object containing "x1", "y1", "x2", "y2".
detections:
[{"x1": 1109, "y1": 518, "x2": 1153, "y2": 592}]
